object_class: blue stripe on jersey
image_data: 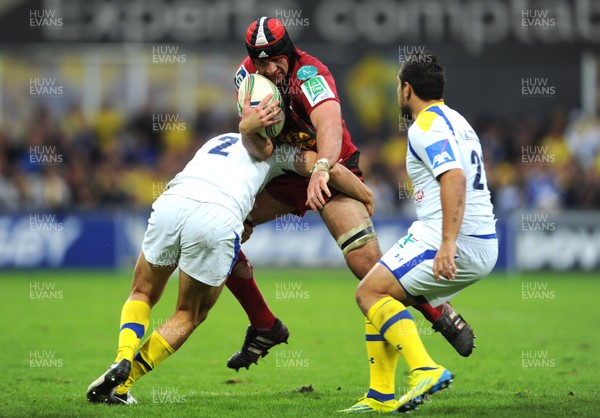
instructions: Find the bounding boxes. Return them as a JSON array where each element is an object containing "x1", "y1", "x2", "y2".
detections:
[
  {"x1": 379, "y1": 310, "x2": 414, "y2": 336},
  {"x1": 227, "y1": 232, "x2": 241, "y2": 276},
  {"x1": 426, "y1": 106, "x2": 455, "y2": 136},
  {"x1": 468, "y1": 233, "x2": 497, "y2": 239},
  {"x1": 365, "y1": 334, "x2": 386, "y2": 341},
  {"x1": 121, "y1": 322, "x2": 145, "y2": 339},
  {"x1": 408, "y1": 140, "x2": 422, "y2": 162}
]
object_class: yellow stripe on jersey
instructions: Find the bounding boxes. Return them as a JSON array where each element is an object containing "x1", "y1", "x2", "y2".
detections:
[{"x1": 415, "y1": 101, "x2": 445, "y2": 132}]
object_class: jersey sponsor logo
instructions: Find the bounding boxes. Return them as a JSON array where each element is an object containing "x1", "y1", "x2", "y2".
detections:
[
  {"x1": 234, "y1": 65, "x2": 248, "y2": 91},
  {"x1": 278, "y1": 130, "x2": 317, "y2": 151},
  {"x1": 415, "y1": 189, "x2": 425, "y2": 202},
  {"x1": 425, "y1": 139, "x2": 456, "y2": 169},
  {"x1": 296, "y1": 65, "x2": 318, "y2": 81},
  {"x1": 300, "y1": 75, "x2": 335, "y2": 107},
  {"x1": 397, "y1": 232, "x2": 419, "y2": 249}
]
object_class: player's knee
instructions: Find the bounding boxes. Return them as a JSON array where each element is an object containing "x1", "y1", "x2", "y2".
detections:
[
  {"x1": 231, "y1": 257, "x2": 254, "y2": 279},
  {"x1": 191, "y1": 310, "x2": 209, "y2": 329},
  {"x1": 355, "y1": 280, "x2": 373, "y2": 315},
  {"x1": 190, "y1": 297, "x2": 219, "y2": 328},
  {"x1": 231, "y1": 250, "x2": 254, "y2": 279},
  {"x1": 171, "y1": 308, "x2": 206, "y2": 332}
]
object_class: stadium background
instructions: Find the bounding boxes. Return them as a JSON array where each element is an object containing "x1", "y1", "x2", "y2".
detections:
[
  {"x1": 1, "y1": 1, "x2": 600, "y2": 416},
  {"x1": 0, "y1": 0, "x2": 599, "y2": 271}
]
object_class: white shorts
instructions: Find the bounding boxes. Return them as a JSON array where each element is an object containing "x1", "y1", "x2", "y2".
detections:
[
  {"x1": 379, "y1": 221, "x2": 498, "y2": 307},
  {"x1": 142, "y1": 194, "x2": 242, "y2": 287}
]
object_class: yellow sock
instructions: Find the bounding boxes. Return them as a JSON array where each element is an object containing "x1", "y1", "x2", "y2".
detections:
[
  {"x1": 115, "y1": 300, "x2": 151, "y2": 363},
  {"x1": 367, "y1": 297, "x2": 436, "y2": 371},
  {"x1": 365, "y1": 318, "x2": 399, "y2": 402},
  {"x1": 116, "y1": 330, "x2": 175, "y2": 395}
]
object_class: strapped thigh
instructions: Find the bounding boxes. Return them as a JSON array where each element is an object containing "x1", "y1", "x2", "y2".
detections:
[{"x1": 336, "y1": 220, "x2": 378, "y2": 256}]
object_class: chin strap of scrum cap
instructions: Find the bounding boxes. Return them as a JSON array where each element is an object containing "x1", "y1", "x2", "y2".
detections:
[{"x1": 336, "y1": 220, "x2": 378, "y2": 256}]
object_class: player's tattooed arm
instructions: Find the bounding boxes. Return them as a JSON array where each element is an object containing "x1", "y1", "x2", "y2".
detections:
[
  {"x1": 239, "y1": 93, "x2": 281, "y2": 160},
  {"x1": 433, "y1": 168, "x2": 466, "y2": 281}
]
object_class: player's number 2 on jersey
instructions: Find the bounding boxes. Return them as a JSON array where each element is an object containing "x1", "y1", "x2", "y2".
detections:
[
  {"x1": 208, "y1": 135, "x2": 239, "y2": 156},
  {"x1": 470, "y1": 150, "x2": 485, "y2": 191}
]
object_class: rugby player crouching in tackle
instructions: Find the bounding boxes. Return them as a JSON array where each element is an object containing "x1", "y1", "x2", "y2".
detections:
[
  {"x1": 86, "y1": 93, "x2": 373, "y2": 405},
  {"x1": 224, "y1": 17, "x2": 477, "y2": 372}
]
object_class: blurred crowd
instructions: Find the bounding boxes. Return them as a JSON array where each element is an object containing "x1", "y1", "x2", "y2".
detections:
[
  {"x1": 0, "y1": 103, "x2": 599, "y2": 218},
  {"x1": 366, "y1": 108, "x2": 600, "y2": 217}
]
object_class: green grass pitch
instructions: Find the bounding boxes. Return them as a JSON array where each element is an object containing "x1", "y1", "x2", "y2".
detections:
[{"x1": 1, "y1": 268, "x2": 599, "y2": 417}]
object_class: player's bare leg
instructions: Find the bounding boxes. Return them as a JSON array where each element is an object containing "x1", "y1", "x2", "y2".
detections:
[
  {"x1": 319, "y1": 194, "x2": 381, "y2": 279},
  {"x1": 159, "y1": 268, "x2": 225, "y2": 350},
  {"x1": 110, "y1": 268, "x2": 225, "y2": 403},
  {"x1": 226, "y1": 191, "x2": 292, "y2": 370},
  {"x1": 319, "y1": 194, "x2": 408, "y2": 411},
  {"x1": 128, "y1": 251, "x2": 175, "y2": 307},
  {"x1": 343, "y1": 265, "x2": 453, "y2": 413},
  {"x1": 87, "y1": 252, "x2": 175, "y2": 404},
  {"x1": 320, "y1": 194, "x2": 474, "y2": 356}
]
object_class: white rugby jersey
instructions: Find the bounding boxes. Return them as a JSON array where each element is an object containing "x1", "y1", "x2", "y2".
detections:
[
  {"x1": 164, "y1": 133, "x2": 296, "y2": 221},
  {"x1": 406, "y1": 102, "x2": 496, "y2": 235}
]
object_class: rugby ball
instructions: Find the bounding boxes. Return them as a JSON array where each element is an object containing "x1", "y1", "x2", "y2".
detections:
[{"x1": 237, "y1": 73, "x2": 285, "y2": 139}]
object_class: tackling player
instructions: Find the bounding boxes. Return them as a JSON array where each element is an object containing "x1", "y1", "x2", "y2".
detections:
[
  {"x1": 86, "y1": 95, "x2": 373, "y2": 405},
  {"x1": 224, "y1": 17, "x2": 476, "y2": 372},
  {"x1": 342, "y1": 52, "x2": 498, "y2": 413}
]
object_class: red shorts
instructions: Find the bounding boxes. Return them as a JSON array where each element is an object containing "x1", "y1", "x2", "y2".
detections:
[{"x1": 265, "y1": 150, "x2": 363, "y2": 216}]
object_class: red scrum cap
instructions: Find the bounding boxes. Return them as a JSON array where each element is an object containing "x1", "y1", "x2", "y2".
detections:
[{"x1": 245, "y1": 17, "x2": 295, "y2": 61}]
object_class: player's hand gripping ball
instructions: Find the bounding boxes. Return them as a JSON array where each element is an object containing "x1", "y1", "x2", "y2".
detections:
[{"x1": 237, "y1": 73, "x2": 286, "y2": 139}]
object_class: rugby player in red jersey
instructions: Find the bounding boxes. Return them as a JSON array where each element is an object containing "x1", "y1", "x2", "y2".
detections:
[{"x1": 225, "y1": 17, "x2": 475, "y2": 371}]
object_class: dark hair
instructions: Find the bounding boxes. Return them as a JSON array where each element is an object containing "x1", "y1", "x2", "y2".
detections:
[{"x1": 399, "y1": 52, "x2": 445, "y2": 101}]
